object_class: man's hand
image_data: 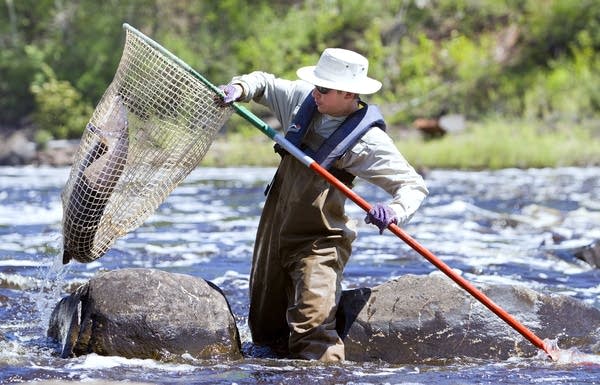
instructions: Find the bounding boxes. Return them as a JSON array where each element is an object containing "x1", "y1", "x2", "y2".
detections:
[
  {"x1": 365, "y1": 202, "x2": 398, "y2": 234},
  {"x1": 218, "y1": 84, "x2": 243, "y2": 104}
]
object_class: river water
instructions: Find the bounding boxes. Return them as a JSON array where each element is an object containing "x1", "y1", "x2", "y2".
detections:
[{"x1": 0, "y1": 165, "x2": 599, "y2": 384}]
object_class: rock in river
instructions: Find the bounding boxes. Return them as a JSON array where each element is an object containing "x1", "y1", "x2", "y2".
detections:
[
  {"x1": 574, "y1": 240, "x2": 600, "y2": 268},
  {"x1": 337, "y1": 273, "x2": 600, "y2": 363},
  {"x1": 48, "y1": 268, "x2": 241, "y2": 361}
]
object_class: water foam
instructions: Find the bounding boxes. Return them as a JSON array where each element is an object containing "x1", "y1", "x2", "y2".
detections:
[{"x1": 542, "y1": 338, "x2": 600, "y2": 365}]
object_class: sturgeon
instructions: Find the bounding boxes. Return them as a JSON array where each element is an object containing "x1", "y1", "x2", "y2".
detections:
[{"x1": 62, "y1": 96, "x2": 129, "y2": 264}]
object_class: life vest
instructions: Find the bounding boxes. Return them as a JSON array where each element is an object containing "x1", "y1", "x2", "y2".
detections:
[{"x1": 275, "y1": 95, "x2": 386, "y2": 185}]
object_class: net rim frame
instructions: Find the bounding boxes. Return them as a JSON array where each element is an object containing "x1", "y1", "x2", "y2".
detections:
[{"x1": 122, "y1": 23, "x2": 222, "y2": 97}]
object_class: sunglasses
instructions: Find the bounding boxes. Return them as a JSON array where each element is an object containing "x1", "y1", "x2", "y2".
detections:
[{"x1": 315, "y1": 85, "x2": 332, "y2": 94}]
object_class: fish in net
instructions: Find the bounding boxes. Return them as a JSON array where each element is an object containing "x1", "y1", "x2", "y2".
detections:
[{"x1": 61, "y1": 24, "x2": 233, "y2": 264}]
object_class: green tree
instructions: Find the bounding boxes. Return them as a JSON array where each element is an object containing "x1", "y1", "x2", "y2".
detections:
[{"x1": 0, "y1": 0, "x2": 598, "y2": 140}]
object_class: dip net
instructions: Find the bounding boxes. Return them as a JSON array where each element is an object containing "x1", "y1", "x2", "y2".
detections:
[{"x1": 61, "y1": 24, "x2": 233, "y2": 264}]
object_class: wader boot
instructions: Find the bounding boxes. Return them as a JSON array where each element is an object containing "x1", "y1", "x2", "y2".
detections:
[{"x1": 249, "y1": 155, "x2": 355, "y2": 362}]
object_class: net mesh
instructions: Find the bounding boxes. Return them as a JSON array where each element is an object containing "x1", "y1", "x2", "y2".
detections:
[{"x1": 61, "y1": 26, "x2": 233, "y2": 264}]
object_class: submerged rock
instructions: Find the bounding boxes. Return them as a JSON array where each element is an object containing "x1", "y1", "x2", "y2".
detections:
[
  {"x1": 337, "y1": 274, "x2": 600, "y2": 364},
  {"x1": 48, "y1": 268, "x2": 241, "y2": 361},
  {"x1": 573, "y1": 240, "x2": 600, "y2": 268}
]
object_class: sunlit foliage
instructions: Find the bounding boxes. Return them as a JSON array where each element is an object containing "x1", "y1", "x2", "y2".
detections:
[{"x1": 1, "y1": 0, "x2": 598, "y2": 149}]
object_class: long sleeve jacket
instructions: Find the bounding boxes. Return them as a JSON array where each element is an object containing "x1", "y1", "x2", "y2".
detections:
[{"x1": 231, "y1": 71, "x2": 428, "y2": 225}]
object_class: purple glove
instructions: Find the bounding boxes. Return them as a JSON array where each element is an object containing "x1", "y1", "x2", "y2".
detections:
[
  {"x1": 365, "y1": 202, "x2": 398, "y2": 234},
  {"x1": 218, "y1": 84, "x2": 243, "y2": 104}
]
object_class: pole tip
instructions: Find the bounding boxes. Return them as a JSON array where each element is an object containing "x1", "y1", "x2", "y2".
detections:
[{"x1": 542, "y1": 338, "x2": 560, "y2": 361}]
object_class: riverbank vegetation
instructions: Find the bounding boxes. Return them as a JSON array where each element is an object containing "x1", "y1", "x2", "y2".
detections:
[
  {"x1": 1, "y1": 0, "x2": 599, "y2": 169},
  {"x1": 397, "y1": 118, "x2": 600, "y2": 169},
  {"x1": 201, "y1": 118, "x2": 600, "y2": 169}
]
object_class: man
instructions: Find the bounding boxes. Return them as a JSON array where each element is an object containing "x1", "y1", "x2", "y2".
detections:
[{"x1": 220, "y1": 48, "x2": 428, "y2": 362}]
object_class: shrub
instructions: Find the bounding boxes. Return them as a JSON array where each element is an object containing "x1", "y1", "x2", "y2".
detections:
[
  {"x1": 0, "y1": 48, "x2": 37, "y2": 124},
  {"x1": 30, "y1": 64, "x2": 93, "y2": 139}
]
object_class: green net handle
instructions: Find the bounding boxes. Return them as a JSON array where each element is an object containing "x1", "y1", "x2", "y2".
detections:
[{"x1": 122, "y1": 23, "x2": 278, "y2": 140}]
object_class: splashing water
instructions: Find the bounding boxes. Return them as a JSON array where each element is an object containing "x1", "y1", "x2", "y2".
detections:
[
  {"x1": 34, "y1": 245, "x2": 71, "y2": 331},
  {"x1": 541, "y1": 338, "x2": 600, "y2": 365}
]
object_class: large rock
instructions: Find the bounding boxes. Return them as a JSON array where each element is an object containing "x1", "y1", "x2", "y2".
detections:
[
  {"x1": 48, "y1": 268, "x2": 241, "y2": 361},
  {"x1": 337, "y1": 274, "x2": 600, "y2": 363}
]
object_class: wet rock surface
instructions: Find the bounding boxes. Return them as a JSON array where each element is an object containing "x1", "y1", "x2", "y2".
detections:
[
  {"x1": 48, "y1": 268, "x2": 242, "y2": 361},
  {"x1": 337, "y1": 274, "x2": 600, "y2": 363},
  {"x1": 573, "y1": 240, "x2": 600, "y2": 268}
]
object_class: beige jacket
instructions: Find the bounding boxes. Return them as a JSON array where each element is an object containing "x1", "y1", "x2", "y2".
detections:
[{"x1": 232, "y1": 71, "x2": 428, "y2": 225}]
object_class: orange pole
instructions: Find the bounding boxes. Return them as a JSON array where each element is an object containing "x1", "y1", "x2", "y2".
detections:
[{"x1": 308, "y1": 162, "x2": 553, "y2": 357}]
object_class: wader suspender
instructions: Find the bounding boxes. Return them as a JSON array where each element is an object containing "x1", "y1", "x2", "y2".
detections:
[{"x1": 274, "y1": 95, "x2": 386, "y2": 186}]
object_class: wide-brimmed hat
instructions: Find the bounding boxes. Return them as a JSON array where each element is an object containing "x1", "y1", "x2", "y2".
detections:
[{"x1": 296, "y1": 48, "x2": 382, "y2": 95}]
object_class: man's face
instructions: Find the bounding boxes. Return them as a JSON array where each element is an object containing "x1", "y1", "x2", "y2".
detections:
[{"x1": 312, "y1": 87, "x2": 357, "y2": 116}]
